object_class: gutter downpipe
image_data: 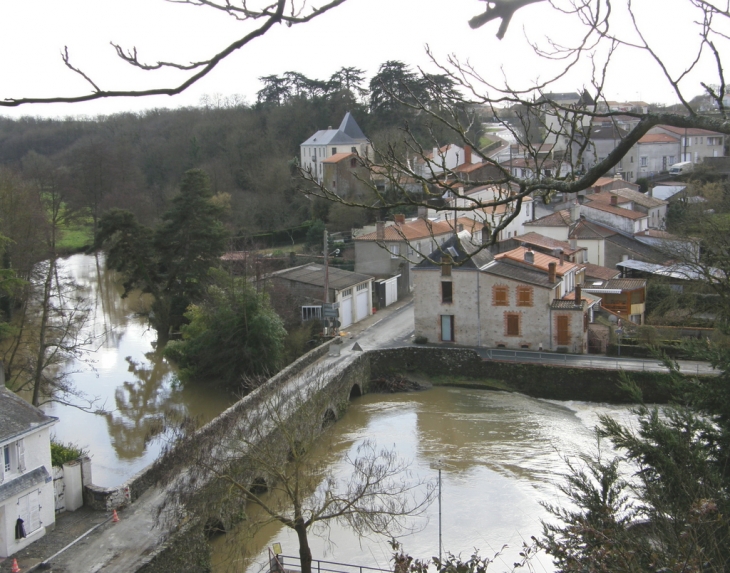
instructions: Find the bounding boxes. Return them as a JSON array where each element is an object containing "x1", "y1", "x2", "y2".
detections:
[
  {"x1": 477, "y1": 270, "x2": 481, "y2": 347},
  {"x1": 548, "y1": 297, "x2": 553, "y2": 351}
]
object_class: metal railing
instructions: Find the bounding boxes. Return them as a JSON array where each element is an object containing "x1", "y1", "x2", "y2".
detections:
[{"x1": 268, "y1": 551, "x2": 392, "y2": 573}]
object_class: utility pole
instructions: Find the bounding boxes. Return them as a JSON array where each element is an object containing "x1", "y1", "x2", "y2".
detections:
[{"x1": 323, "y1": 228, "x2": 329, "y2": 304}]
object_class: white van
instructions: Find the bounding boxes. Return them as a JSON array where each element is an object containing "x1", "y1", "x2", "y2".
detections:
[{"x1": 669, "y1": 161, "x2": 693, "y2": 175}]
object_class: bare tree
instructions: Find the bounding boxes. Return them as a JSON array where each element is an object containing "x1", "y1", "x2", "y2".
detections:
[
  {"x1": 156, "y1": 370, "x2": 434, "y2": 573},
  {"x1": 0, "y1": 0, "x2": 347, "y2": 107},
  {"x1": 300, "y1": 0, "x2": 730, "y2": 258}
]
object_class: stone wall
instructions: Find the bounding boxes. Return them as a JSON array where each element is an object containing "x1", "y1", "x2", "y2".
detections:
[{"x1": 369, "y1": 347, "x2": 677, "y2": 403}]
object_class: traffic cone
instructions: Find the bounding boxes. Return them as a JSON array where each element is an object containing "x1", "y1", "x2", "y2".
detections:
[
  {"x1": 11, "y1": 558, "x2": 20, "y2": 573},
  {"x1": 112, "y1": 509, "x2": 120, "y2": 523}
]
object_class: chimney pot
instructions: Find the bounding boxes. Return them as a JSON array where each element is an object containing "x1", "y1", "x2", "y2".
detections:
[
  {"x1": 464, "y1": 145, "x2": 472, "y2": 165},
  {"x1": 524, "y1": 249, "x2": 534, "y2": 264},
  {"x1": 575, "y1": 285, "x2": 582, "y2": 304},
  {"x1": 394, "y1": 214, "x2": 406, "y2": 225},
  {"x1": 376, "y1": 221, "x2": 385, "y2": 241},
  {"x1": 610, "y1": 194, "x2": 618, "y2": 206}
]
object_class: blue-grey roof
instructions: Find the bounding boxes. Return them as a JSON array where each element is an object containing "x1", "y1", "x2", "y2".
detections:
[
  {"x1": 0, "y1": 387, "x2": 57, "y2": 443},
  {"x1": 0, "y1": 466, "x2": 50, "y2": 503},
  {"x1": 481, "y1": 260, "x2": 558, "y2": 289},
  {"x1": 301, "y1": 112, "x2": 368, "y2": 147},
  {"x1": 413, "y1": 231, "x2": 493, "y2": 270}
]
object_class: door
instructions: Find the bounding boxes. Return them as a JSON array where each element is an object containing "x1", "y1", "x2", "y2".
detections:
[
  {"x1": 340, "y1": 297, "x2": 353, "y2": 328},
  {"x1": 356, "y1": 290, "x2": 369, "y2": 322},
  {"x1": 441, "y1": 315, "x2": 454, "y2": 342},
  {"x1": 557, "y1": 315, "x2": 570, "y2": 346}
]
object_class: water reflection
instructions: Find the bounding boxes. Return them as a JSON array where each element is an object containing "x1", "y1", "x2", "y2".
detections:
[
  {"x1": 42, "y1": 254, "x2": 236, "y2": 486},
  {"x1": 213, "y1": 388, "x2": 634, "y2": 573}
]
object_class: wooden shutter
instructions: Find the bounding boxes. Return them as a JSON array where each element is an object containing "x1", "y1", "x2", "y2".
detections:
[
  {"x1": 506, "y1": 314, "x2": 519, "y2": 336},
  {"x1": 494, "y1": 287, "x2": 508, "y2": 306},
  {"x1": 17, "y1": 439, "x2": 25, "y2": 472},
  {"x1": 557, "y1": 316, "x2": 570, "y2": 345}
]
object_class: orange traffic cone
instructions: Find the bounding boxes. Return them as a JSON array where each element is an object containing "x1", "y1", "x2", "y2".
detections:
[
  {"x1": 11, "y1": 558, "x2": 20, "y2": 573},
  {"x1": 112, "y1": 509, "x2": 120, "y2": 523}
]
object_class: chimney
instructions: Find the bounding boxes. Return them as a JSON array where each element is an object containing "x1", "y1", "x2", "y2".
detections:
[
  {"x1": 548, "y1": 262, "x2": 557, "y2": 284},
  {"x1": 570, "y1": 201, "x2": 581, "y2": 222},
  {"x1": 458, "y1": 223, "x2": 464, "y2": 232},
  {"x1": 554, "y1": 248, "x2": 564, "y2": 265},
  {"x1": 464, "y1": 145, "x2": 472, "y2": 164},
  {"x1": 610, "y1": 194, "x2": 618, "y2": 206},
  {"x1": 524, "y1": 249, "x2": 534, "y2": 264},
  {"x1": 574, "y1": 285, "x2": 582, "y2": 305},
  {"x1": 481, "y1": 227, "x2": 490, "y2": 245},
  {"x1": 613, "y1": 173, "x2": 622, "y2": 180},
  {"x1": 394, "y1": 213, "x2": 406, "y2": 225},
  {"x1": 417, "y1": 205, "x2": 428, "y2": 219},
  {"x1": 433, "y1": 147, "x2": 439, "y2": 161},
  {"x1": 376, "y1": 221, "x2": 385, "y2": 241}
]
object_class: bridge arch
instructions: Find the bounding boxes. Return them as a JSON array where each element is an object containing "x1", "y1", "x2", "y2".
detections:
[
  {"x1": 349, "y1": 383, "x2": 362, "y2": 400},
  {"x1": 322, "y1": 408, "x2": 337, "y2": 428}
]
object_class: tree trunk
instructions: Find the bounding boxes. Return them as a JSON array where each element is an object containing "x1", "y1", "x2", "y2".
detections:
[
  {"x1": 32, "y1": 257, "x2": 55, "y2": 406},
  {"x1": 294, "y1": 520, "x2": 313, "y2": 573}
]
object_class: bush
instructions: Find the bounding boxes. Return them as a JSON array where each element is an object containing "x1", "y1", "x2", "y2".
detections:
[
  {"x1": 51, "y1": 439, "x2": 88, "y2": 467},
  {"x1": 414, "y1": 335, "x2": 428, "y2": 344}
]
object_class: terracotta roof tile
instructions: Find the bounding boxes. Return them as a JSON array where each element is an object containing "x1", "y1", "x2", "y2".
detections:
[
  {"x1": 495, "y1": 246, "x2": 578, "y2": 276},
  {"x1": 581, "y1": 201, "x2": 647, "y2": 220}
]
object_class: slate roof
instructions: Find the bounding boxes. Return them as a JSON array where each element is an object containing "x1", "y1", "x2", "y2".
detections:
[
  {"x1": 589, "y1": 125, "x2": 629, "y2": 139},
  {"x1": 651, "y1": 185, "x2": 686, "y2": 201},
  {"x1": 0, "y1": 387, "x2": 57, "y2": 442},
  {"x1": 569, "y1": 219, "x2": 617, "y2": 240},
  {"x1": 301, "y1": 112, "x2": 368, "y2": 147},
  {"x1": 271, "y1": 264, "x2": 372, "y2": 291},
  {"x1": 606, "y1": 234, "x2": 668, "y2": 262},
  {"x1": 481, "y1": 260, "x2": 558, "y2": 289},
  {"x1": 525, "y1": 209, "x2": 573, "y2": 227},
  {"x1": 413, "y1": 231, "x2": 494, "y2": 270},
  {"x1": 0, "y1": 466, "x2": 50, "y2": 503}
]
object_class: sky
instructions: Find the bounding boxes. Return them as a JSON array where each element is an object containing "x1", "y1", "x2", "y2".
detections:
[{"x1": 0, "y1": 0, "x2": 726, "y2": 119}]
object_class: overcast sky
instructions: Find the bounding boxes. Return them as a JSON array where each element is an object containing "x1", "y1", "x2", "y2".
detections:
[{"x1": 0, "y1": 0, "x2": 725, "y2": 119}]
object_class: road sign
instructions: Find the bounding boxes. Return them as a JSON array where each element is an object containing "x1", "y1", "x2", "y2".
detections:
[{"x1": 322, "y1": 303, "x2": 339, "y2": 318}]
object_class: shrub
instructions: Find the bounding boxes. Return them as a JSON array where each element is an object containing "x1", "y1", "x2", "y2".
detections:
[
  {"x1": 51, "y1": 438, "x2": 88, "y2": 467},
  {"x1": 414, "y1": 335, "x2": 428, "y2": 344}
]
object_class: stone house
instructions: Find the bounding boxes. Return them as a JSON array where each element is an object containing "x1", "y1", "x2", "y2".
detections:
[
  {"x1": 580, "y1": 198, "x2": 650, "y2": 234},
  {"x1": 354, "y1": 215, "x2": 485, "y2": 296},
  {"x1": 321, "y1": 152, "x2": 371, "y2": 200},
  {"x1": 413, "y1": 234, "x2": 596, "y2": 353},
  {"x1": 300, "y1": 112, "x2": 371, "y2": 184},
  {"x1": 0, "y1": 386, "x2": 57, "y2": 558},
  {"x1": 585, "y1": 189, "x2": 667, "y2": 229},
  {"x1": 648, "y1": 125, "x2": 726, "y2": 164}
]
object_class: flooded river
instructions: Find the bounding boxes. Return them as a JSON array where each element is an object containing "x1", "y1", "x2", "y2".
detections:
[
  {"x1": 40, "y1": 254, "x2": 633, "y2": 571},
  {"x1": 212, "y1": 387, "x2": 635, "y2": 573},
  {"x1": 42, "y1": 254, "x2": 236, "y2": 487}
]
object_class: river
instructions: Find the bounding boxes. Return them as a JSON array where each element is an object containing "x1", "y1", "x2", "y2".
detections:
[
  {"x1": 211, "y1": 387, "x2": 636, "y2": 573},
  {"x1": 42, "y1": 254, "x2": 633, "y2": 571},
  {"x1": 41, "y1": 254, "x2": 236, "y2": 487}
]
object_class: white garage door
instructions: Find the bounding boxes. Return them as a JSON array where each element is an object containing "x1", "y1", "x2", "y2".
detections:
[
  {"x1": 356, "y1": 289, "x2": 369, "y2": 322},
  {"x1": 384, "y1": 277, "x2": 398, "y2": 306},
  {"x1": 340, "y1": 296, "x2": 353, "y2": 328}
]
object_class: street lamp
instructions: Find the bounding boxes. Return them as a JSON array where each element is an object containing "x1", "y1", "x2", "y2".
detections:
[{"x1": 430, "y1": 459, "x2": 447, "y2": 564}]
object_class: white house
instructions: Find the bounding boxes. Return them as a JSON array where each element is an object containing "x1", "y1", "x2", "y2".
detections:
[
  {"x1": 0, "y1": 386, "x2": 57, "y2": 558},
  {"x1": 584, "y1": 189, "x2": 667, "y2": 229},
  {"x1": 300, "y1": 112, "x2": 371, "y2": 184}
]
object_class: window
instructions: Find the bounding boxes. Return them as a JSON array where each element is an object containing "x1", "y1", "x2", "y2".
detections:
[
  {"x1": 342, "y1": 288, "x2": 352, "y2": 297},
  {"x1": 1, "y1": 440, "x2": 24, "y2": 479},
  {"x1": 442, "y1": 281, "x2": 453, "y2": 303},
  {"x1": 506, "y1": 313, "x2": 520, "y2": 336},
  {"x1": 441, "y1": 263, "x2": 451, "y2": 276},
  {"x1": 3, "y1": 444, "x2": 10, "y2": 473},
  {"x1": 708, "y1": 137, "x2": 721, "y2": 146},
  {"x1": 640, "y1": 156, "x2": 648, "y2": 167},
  {"x1": 18, "y1": 490, "x2": 41, "y2": 534},
  {"x1": 440, "y1": 315, "x2": 454, "y2": 341},
  {"x1": 350, "y1": 158, "x2": 357, "y2": 168},
  {"x1": 389, "y1": 244, "x2": 400, "y2": 258},
  {"x1": 557, "y1": 315, "x2": 570, "y2": 345},
  {"x1": 332, "y1": 180, "x2": 336, "y2": 188},
  {"x1": 516, "y1": 286, "x2": 533, "y2": 307},
  {"x1": 493, "y1": 286, "x2": 508, "y2": 306},
  {"x1": 332, "y1": 147, "x2": 337, "y2": 155},
  {"x1": 630, "y1": 156, "x2": 634, "y2": 163},
  {"x1": 351, "y1": 146, "x2": 357, "y2": 153},
  {"x1": 301, "y1": 306, "x2": 322, "y2": 322}
]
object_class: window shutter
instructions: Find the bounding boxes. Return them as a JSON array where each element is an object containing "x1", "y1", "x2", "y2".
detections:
[
  {"x1": 29, "y1": 490, "x2": 41, "y2": 532},
  {"x1": 0, "y1": 451, "x2": 4, "y2": 484},
  {"x1": 17, "y1": 439, "x2": 26, "y2": 472}
]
